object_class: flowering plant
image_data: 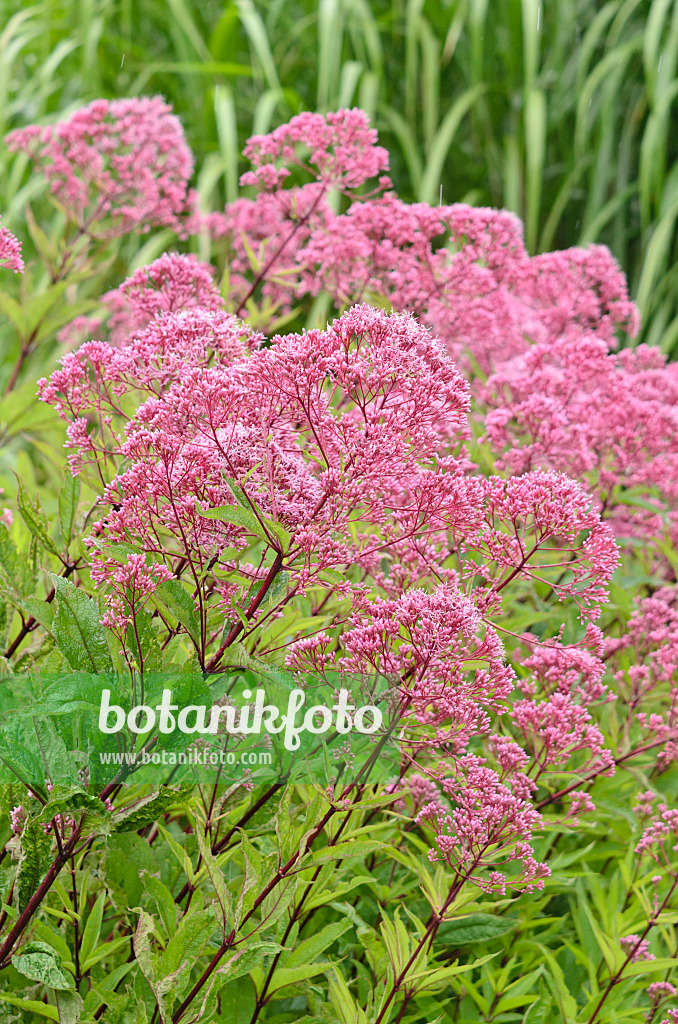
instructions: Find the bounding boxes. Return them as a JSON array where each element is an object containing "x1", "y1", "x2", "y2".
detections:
[{"x1": 0, "y1": 100, "x2": 676, "y2": 1024}]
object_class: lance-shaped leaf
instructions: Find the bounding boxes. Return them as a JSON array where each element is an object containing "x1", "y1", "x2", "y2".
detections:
[
  {"x1": 16, "y1": 475, "x2": 60, "y2": 556},
  {"x1": 50, "y1": 575, "x2": 112, "y2": 672}
]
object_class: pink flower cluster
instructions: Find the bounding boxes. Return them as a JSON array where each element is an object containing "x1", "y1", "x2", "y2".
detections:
[
  {"x1": 90, "y1": 551, "x2": 173, "y2": 635},
  {"x1": 609, "y1": 587, "x2": 678, "y2": 768},
  {"x1": 620, "y1": 934, "x2": 654, "y2": 962},
  {"x1": 195, "y1": 110, "x2": 678, "y2": 564},
  {"x1": 24, "y1": 100, "x2": 678, "y2": 899},
  {"x1": 417, "y1": 754, "x2": 550, "y2": 893},
  {"x1": 241, "y1": 108, "x2": 390, "y2": 190},
  {"x1": 6, "y1": 97, "x2": 194, "y2": 235},
  {"x1": 101, "y1": 252, "x2": 224, "y2": 344},
  {"x1": 0, "y1": 217, "x2": 23, "y2": 272}
]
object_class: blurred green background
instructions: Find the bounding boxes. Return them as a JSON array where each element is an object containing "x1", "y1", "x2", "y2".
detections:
[{"x1": 2, "y1": 0, "x2": 678, "y2": 352}]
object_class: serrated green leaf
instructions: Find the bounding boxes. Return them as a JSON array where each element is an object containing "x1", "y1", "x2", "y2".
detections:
[
  {"x1": 112, "y1": 785, "x2": 190, "y2": 833},
  {"x1": 308, "y1": 839, "x2": 385, "y2": 865},
  {"x1": 154, "y1": 579, "x2": 201, "y2": 646},
  {"x1": 51, "y1": 575, "x2": 112, "y2": 672},
  {"x1": 217, "y1": 941, "x2": 283, "y2": 984},
  {"x1": 16, "y1": 818, "x2": 50, "y2": 914},
  {"x1": 197, "y1": 504, "x2": 273, "y2": 544},
  {"x1": 13, "y1": 941, "x2": 72, "y2": 991},
  {"x1": 437, "y1": 914, "x2": 518, "y2": 945},
  {"x1": 16, "y1": 475, "x2": 59, "y2": 556},
  {"x1": 267, "y1": 962, "x2": 331, "y2": 992},
  {"x1": 284, "y1": 920, "x2": 352, "y2": 970}
]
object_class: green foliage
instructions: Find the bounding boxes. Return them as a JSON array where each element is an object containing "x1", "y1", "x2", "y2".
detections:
[
  {"x1": 0, "y1": 476, "x2": 676, "y2": 1023},
  {"x1": 0, "y1": 3, "x2": 677, "y2": 1022}
]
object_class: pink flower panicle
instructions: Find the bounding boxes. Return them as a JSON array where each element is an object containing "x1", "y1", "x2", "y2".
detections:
[
  {"x1": 6, "y1": 97, "x2": 194, "y2": 235},
  {"x1": 620, "y1": 934, "x2": 654, "y2": 963},
  {"x1": 241, "y1": 108, "x2": 389, "y2": 191},
  {"x1": 417, "y1": 755, "x2": 550, "y2": 894},
  {"x1": 648, "y1": 983, "x2": 677, "y2": 1004},
  {"x1": 10, "y1": 804, "x2": 26, "y2": 835},
  {"x1": 462, "y1": 471, "x2": 619, "y2": 621},
  {"x1": 28, "y1": 104, "x2": 664, "y2": 896},
  {"x1": 102, "y1": 251, "x2": 224, "y2": 344},
  {"x1": 636, "y1": 807, "x2": 678, "y2": 864},
  {"x1": 0, "y1": 217, "x2": 23, "y2": 272},
  {"x1": 91, "y1": 551, "x2": 173, "y2": 633}
]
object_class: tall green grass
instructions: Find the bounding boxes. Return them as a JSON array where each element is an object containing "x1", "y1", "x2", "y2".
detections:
[{"x1": 2, "y1": 0, "x2": 678, "y2": 353}]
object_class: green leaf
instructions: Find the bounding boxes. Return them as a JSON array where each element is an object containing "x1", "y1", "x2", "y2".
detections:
[
  {"x1": 50, "y1": 575, "x2": 112, "y2": 672},
  {"x1": 217, "y1": 942, "x2": 283, "y2": 984},
  {"x1": 0, "y1": 994, "x2": 59, "y2": 1020},
  {"x1": 284, "y1": 920, "x2": 352, "y2": 970},
  {"x1": 54, "y1": 989, "x2": 83, "y2": 1024},
  {"x1": 112, "y1": 785, "x2": 190, "y2": 833},
  {"x1": 23, "y1": 282, "x2": 69, "y2": 335},
  {"x1": 16, "y1": 475, "x2": 59, "y2": 556},
  {"x1": 16, "y1": 819, "x2": 51, "y2": 913},
  {"x1": 58, "y1": 472, "x2": 81, "y2": 547},
  {"x1": 0, "y1": 523, "x2": 32, "y2": 595},
  {"x1": 197, "y1": 503, "x2": 273, "y2": 544},
  {"x1": 437, "y1": 914, "x2": 518, "y2": 945},
  {"x1": 308, "y1": 840, "x2": 385, "y2": 865},
  {"x1": 33, "y1": 784, "x2": 111, "y2": 838},
  {"x1": 192, "y1": 804, "x2": 234, "y2": 929},
  {"x1": 80, "y1": 934, "x2": 130, "y2": 972},
  {"x1": 198, "y1": 503, "x2": 290, "y2": 550},
  {"x1": 329, "y1": 966, "x2": 367, "y2": 1024},
  {"x1": 79, "y1": 890, "x2": 105, "y2": 967},
  {"x1": 318, "y1": 569, "x2": 344, "y2": 585},
  {"x1": 142, "y1": 871, "x2": 177, "y2": 940},
  {"x1": 622, "y1": 956, "x2": 678, "y2": 977},
  {"x1": 0, "y1": 735, "x2": 48, "y2": 795},
  {"x1": 408, "y1": 952, "x2": 498, "y2": 992},
  {"x1": 13, "y1": 941, "x2": 72, "y2": 990},
  {"x1": 0, "y1": 290, "x2": 30, "y2": 333},
  {"x1": 266, "y1": 962, "x2": 331, "y2": 993},
  {"x1": 154, "y1": 580, "x2": 201, "y2": 646}
]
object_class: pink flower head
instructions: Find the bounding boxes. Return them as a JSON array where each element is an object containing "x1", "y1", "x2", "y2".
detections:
[
  {"x1": 102, "y1": 252, "x2": 224, "y2": 344},
  {"x1": 91, "y1": 551, "x2": 173, "y2": 633},
  {"x1": 342, "y1": 584, "x2": 512, "y2": 749},
  {"x1": 418, "y1": 754, "x2": 549, "y2": 893},
  {"x1": 10, "y1": 804, "x2": 26, "y2": 834},
  {"x1": 462, "y1": 470, "x2": 619, "y2": 621},
  {"x1": 242, "y1": 108, "x2": 389, "y2": 191},
  {"x1": 6, "y1": 97, "x2": 194, "y2": 234},
  {"x1": 620, "y1": 934, "x2": 654, "y2": 962},
  {"x1": 636, "y1": 806, "x2": 678, "y2": 860},
  {"x1": 648, "y1": 983, "x2": 677, "y2": 1004},
  {"x1": 517, "y1": 636, "x2": 608, "y2": 705},
  {"x1": 0, "y1": 218, "x2": 23, "y2": 272},
  {"x1": 209, "y1": 183, "x2": 332, "y2": 313},
  {"x1": 511, "y1": 692, "x2": 611, "y2": 773}
]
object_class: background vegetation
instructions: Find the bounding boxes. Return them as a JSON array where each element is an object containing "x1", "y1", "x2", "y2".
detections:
[{"x1": 3, "y1": 0, "x2": 678, "y2": 353}]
